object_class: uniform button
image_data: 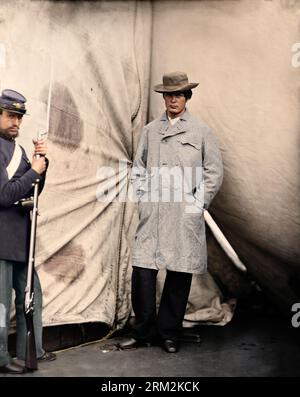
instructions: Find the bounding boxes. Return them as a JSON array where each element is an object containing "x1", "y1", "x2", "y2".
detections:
[{"x1": 162, "y1": 162, "x2": 167, "y2": 165}]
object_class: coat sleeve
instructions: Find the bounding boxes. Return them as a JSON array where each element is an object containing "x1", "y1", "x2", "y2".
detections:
[
  {"x1": 0, "y1": 149, "x2": 48, "y2": 208},
  {"x1": 201, "y1": 128, "x2": 223, "y2": 210},
  {"x1": 36, "y1": 157, "x2": 49, "y2": 195},
  {"x1": 131, "y1": 126, "x2": 148, "y2": 201}
]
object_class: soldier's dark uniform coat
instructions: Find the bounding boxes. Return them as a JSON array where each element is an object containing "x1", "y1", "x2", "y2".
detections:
[{"x1": 0, "y1": 135, "x2": 47, "y2": 263}]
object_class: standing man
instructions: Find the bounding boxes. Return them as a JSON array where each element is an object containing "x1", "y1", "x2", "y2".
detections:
[
  {"x1": 120, "y1": 72, "x2": 223, "y2": 353},
  {"x1": 0, "y1": 89, "x2": 56, "y2": 374}
]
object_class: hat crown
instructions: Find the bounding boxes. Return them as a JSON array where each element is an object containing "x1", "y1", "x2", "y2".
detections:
[
  {"x1": 163, "y1": 72, "x2": 189, "y2": 88},
  {"x1": 0, "y1": 89, "x2": 27, "y2": 115},
  {"x1": 2, "y1": 89, "x2": 26, "y2": 103},
  {"x1": 154, "y1": 71, "x2": 199, "y2": 93}
]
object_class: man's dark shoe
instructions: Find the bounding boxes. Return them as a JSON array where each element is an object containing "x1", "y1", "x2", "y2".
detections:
[
  {"x1": 181, "y1": 330, "x2": 201, "y2": 344},
  {"x1": 37, "y1": 352, "x2": 57, "y2": 362},
  {"x1": 118, "y1": 337, "x2": 152, "y2": 350},
  {"x1": 163, "y1": 339, "x2": 178, "y2": 353},
  {"x1": 0, "y1": 362, "x2": 26, "y2": 374},
  {"x1": 118, "y1": 337, "x2": 138, "y2": 350}
]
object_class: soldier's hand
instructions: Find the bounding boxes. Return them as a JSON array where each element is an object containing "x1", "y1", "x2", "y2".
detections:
[
  {"x1": 33, "y1": 138, "x2": 47, "y2": 157},
  {"x1": 32, "y1": 156, "x2": 47, "y2": 174}
]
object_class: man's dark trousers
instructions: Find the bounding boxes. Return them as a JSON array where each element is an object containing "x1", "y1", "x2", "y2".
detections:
[{"x1": 130, "y1": 266, "x2": 192, "y2": 343}]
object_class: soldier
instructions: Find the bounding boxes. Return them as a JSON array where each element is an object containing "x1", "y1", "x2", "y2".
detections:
[
  {"x1": 0, "y1": 89, "x2": 56, "y2": 374},
  {"x1": 120, "y1": 72, "x2": 223, "y2": 353}
]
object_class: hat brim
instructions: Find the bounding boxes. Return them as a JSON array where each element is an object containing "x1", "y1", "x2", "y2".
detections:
[
  {"x1": 0, "y1": 106, "x2": 27, "y2": 115},
  {"x1": 154, "y1": 82, "x2": 199, "y2": 93}
]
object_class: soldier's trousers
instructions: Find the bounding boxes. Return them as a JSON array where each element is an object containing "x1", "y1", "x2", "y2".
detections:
[{"x1": 0, "y1": 260, "x2": 44, "y2": 366}]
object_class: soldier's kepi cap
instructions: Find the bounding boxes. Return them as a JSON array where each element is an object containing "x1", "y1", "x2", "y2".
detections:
[{"x1": 0, "y1": 89, "x2": 27, "y2": 115}]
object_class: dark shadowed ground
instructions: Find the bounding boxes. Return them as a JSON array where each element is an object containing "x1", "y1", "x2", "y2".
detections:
[{"x1": 2, "y1": 309, "x2": 300, "y2": 378}]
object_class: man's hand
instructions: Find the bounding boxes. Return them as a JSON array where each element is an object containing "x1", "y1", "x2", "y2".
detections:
[
  {"x1": 31, "y1": 156, "x2": 47, "y2": 175},
  {"x1": 33, "y1": 138, "x2": 47, "y2": 157}
]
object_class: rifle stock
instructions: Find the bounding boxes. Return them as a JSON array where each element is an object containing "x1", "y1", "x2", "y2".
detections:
[{"x1": 25, "y1": 289, "x2": 37, "y2": 370}]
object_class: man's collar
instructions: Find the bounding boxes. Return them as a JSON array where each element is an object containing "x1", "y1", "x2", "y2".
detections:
[
  {"x1": 160, "y1": 108, "x2": 191, "y2": 122},
  {"x1": 157, "y1": 109, "x2": 192, "y2": 139}
]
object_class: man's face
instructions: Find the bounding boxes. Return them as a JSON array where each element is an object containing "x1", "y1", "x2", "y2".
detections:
[
  {"x1": 163, "y1": 92, "x2": 187, "y2": 119},
  {"x1": 0, "y1": 110, "x2": 23, "y2": 139}
]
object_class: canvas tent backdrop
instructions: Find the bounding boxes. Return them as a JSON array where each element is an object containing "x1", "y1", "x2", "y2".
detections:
[{"x1": 0, "y1": 0, "x2": 298, "y2": 332}]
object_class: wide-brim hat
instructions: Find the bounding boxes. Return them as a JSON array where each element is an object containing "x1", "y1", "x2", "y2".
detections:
[
  {"x1": 154, "y1": 71, "x2": 199, "y2": 93},
  {"x1": 0, "y1": 89, "x2": 27, "y2": 115}
]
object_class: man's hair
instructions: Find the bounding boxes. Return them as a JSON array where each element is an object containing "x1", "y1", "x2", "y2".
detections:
[
  {"x1": 162, "y1": 90, "x2": 193, "y2": 100},
  {"x1": 183, "y1": 90, "x2": 193, "y2": 100},
  {"x1": 0, "y1": 109, "x2": 2, "y2": 115}
]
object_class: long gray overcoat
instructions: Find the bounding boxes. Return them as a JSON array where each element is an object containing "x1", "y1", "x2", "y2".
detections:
[{"x1": 131, "y1": 109, "x2": 223, "y2": 274}]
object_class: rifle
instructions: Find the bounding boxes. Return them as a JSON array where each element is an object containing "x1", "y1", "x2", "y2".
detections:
[
  {"x1": 24, "y1": 175, "x2": 40, "y2": 370},
  {"x1": 24, "y1": 131, "x2": 47, "y2": 371}
]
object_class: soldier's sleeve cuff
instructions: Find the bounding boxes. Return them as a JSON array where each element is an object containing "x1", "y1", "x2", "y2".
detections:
[{"x1": 26, "y1": 168, "x2": 41, "y2": 181}]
